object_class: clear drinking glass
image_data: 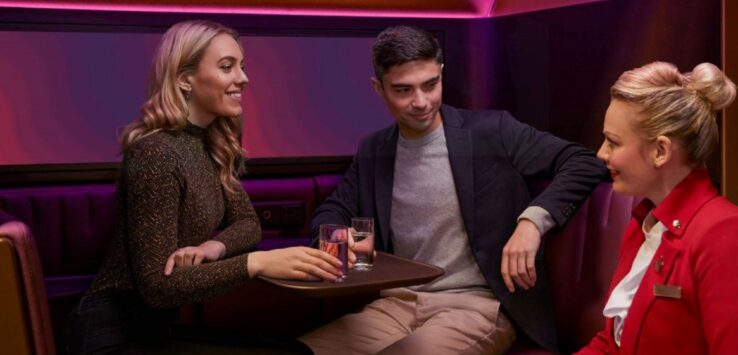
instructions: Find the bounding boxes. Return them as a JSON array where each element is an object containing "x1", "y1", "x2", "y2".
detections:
[
  {"x1": 319, "y1": 224, "x2": 349, "y2": 281},
  {"x1": 351, "y1": 217, "x2": 374, "y2": 271}
]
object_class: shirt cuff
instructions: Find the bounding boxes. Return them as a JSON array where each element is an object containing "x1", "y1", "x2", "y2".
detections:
[{"x1": 517, "y1": 206, "x2": 555, "y2": 235}]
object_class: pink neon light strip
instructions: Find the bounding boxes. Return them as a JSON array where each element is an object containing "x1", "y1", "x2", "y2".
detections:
[
  {"x1": 0, "y1": 1, "x2": 489, "y2": 19},
  {"x1": 0, "y1": 0, "x2": 606, "y2": 18},
  {"x1": 490, "y1": 0, "x2": 606, "y2": 17}
]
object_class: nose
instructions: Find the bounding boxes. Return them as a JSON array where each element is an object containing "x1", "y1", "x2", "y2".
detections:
[
  {"x1": 596, "y1": 141, "x2": 607, "y2": 162},
  {"x1": 236, "y1": 67, "x2": 248, "y2": 86},
  {"x1": 411, "y1": 91, "x2": 428, "y2": 110}
]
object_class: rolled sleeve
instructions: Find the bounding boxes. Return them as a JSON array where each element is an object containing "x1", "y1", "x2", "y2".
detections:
[{"x1": 518, "y1": 206, "x2": 556, "y2": 235}]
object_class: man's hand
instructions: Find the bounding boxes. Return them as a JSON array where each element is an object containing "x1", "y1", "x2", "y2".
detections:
[{"x1": 501, "y1": 219, "x2": 542, "y2": 293}]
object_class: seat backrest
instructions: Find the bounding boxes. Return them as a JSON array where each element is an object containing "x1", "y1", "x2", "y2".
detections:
[
  {"x1": 0, "y1": 210, "x2": 56, "y2": 355},
  {"x1": 544, "y1": 182, "x2": 639, "y2": 352},
  {"x1": 0, "y1": 177, "x2": 336, "y2": 276},
  {"x1": 0, "y1": 184, "x2": 117, "y2": 277},
  {"x1": 0, "y1": 176, "x2": 345, "y2": 341}
]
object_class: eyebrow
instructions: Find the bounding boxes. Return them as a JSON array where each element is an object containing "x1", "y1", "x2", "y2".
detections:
[
  {"x1": 389, "y1": 75, "x2": 441, "y2": 89},
  {"x1": 424, "y1": 76, "x2": 441, "y2": 84},
  {"x1": 603, "y1": 131, "x2": 621, "y2": 140},
  {"x1": 218, "y1": 55, "x2": 244, "y2": 64}
]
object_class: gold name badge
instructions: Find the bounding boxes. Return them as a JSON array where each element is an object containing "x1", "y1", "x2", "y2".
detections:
[{"x1": 653, "y1": 284, "x2": 682, "y2": 299}]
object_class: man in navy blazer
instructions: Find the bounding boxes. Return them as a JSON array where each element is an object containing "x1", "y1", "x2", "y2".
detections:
[{"x1": 301, "y1": 26, "x2": 607, "y2": 354}]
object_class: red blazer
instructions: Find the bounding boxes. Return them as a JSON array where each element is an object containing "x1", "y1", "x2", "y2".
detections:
[{"x1": 577, "y1": 169, "x2": 738, "y2": 355}]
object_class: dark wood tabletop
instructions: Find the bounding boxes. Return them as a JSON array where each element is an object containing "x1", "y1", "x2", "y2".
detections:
[{"x1": 258, "y1": 252, "x2": 444, "y2": 297}]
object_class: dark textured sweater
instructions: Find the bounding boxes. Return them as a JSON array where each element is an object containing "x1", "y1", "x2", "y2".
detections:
[{"x1": 89, "y1": 124, "x2": 261, "y2": 309}]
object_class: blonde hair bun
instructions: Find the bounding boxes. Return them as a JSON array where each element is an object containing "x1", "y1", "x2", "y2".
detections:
[
  {"x1": 611, "y1": 61, "x2": 736, "y2": 164},
  {"x1": 685, "y1": 62, "x2": 737, "y2": 111}
]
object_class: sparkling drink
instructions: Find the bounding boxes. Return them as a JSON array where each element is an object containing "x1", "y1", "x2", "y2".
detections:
[{"x1": 352, "y1": 231, "x2": 374, "y2": 270}]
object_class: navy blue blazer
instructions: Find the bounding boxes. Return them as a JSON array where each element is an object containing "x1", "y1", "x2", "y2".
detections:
[{"x1": 311, "y1": 104, "x2": 607, "y2": 351}]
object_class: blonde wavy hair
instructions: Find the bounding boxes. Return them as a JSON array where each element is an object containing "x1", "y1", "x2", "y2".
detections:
[
  {"x1": 120, "y1": 20, "x2": 245, "y2": 195},
  {"x1": 611, "y1": 61, "x2": 736, "y2": 164}
]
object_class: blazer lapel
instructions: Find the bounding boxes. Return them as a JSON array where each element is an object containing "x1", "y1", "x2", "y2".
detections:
[
  {"x1": 612, "y1": 223, "x2": 645, "y2": 285},
  {"x1": 374, "y1": 126, "x2": 398, "y2": 251},
  {"x1": 442, "y1": 106, "x2": 475, "y2": 240},
  {"x1": 619, "y1": 235, "x2": 682, "y2": 354},
  {"x1": 610, "y1": 201, "x2": 656, "y2": 291}
]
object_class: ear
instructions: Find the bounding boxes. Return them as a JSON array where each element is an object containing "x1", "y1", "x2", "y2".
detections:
[
  {"x1": 370, "y1": 77, "x2": 384, "y2": 97},
  {"x1": 177, "y1": 72, "x2": 193, "y2": 92},
  {"x1": 652, "y1": 135, "x2": 672, "y2": 168}
]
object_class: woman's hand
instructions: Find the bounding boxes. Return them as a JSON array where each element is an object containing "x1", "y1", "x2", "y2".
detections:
[
  {"x1": 247, "y1": 247, "x2": 344, "y2": 282},
  {"x1": 323, "y1": 228, "x2": 357, "y2": 268},
  {"x1": 164, "y1": 240, "x2": 226, "y2": 276}
]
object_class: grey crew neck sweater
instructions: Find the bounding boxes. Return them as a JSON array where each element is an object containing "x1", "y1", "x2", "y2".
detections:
[{"x1": 390, "y1": 126, "x2": 490, "y2": 293}]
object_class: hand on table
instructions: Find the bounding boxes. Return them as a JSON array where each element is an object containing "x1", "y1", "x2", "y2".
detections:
[
  {"x1": 164, "y1": 240, "x2": 226, "y2": 276},
  {"x1": 248, "y1": 246, "x2": 344, "y2": 282},
  {"x1": 321, "y1": 227, "x2": 357, "y2": 268},
  {"x1": 501, "y1": 219, "x2": 542, "y2": 293}
]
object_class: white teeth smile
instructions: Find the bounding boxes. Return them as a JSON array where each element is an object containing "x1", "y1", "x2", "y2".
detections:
[{"x1": 228, "y1": 93, "x2": 241, "y2": 99}]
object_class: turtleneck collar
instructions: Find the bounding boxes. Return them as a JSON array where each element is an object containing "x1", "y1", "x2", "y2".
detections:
[{"x1": 184, "y1": 121, "x2": 207, "y2": 138}]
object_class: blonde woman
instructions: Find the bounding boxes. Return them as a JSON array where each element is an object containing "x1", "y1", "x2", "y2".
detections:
[
  {"x1": 577, "y1": 62, "x2": 738, "y2": 354},
  {"x1": 61, "y1": 20, "x2": 342, "y2": 354}
]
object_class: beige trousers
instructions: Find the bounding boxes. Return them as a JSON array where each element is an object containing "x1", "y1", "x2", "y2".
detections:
[{"x1": 300, "y1": 288, "x2": 516, "y2": 355}]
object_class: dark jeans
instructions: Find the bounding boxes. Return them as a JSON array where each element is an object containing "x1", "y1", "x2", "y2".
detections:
[
  {"x1": 59, "y1": 291, "x2": 173, "y2": 354},
  {"x1": 60, "y1": 291, "x2": 312, "y2": 355}
]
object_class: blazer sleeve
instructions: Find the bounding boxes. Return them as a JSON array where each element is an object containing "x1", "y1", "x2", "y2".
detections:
[
  {"x1": 497, "y1": 111, "x2": 608, "y2": 227},
  {"x1": 309, "y1": 152, "x2": 361, "y2": 245},
  {"x1": 575, "y1": 325, "x2": 618, "y2": 355},
  {"x1": 694, "y1": 217, "x2": 738, "y2": 353}
]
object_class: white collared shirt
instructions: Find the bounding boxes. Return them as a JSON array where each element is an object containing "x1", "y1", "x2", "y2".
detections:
[{"x1": 602, "y1": 213, "x2": 666, "y2": 346}]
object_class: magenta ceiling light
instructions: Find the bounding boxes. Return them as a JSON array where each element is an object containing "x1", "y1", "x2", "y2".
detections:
[
  {"x1": 0, "y1": 0, "x2": 606, "y2": 18},
  {"x1": 0, "y1": 0, "x2": 491, "y2": 18}
]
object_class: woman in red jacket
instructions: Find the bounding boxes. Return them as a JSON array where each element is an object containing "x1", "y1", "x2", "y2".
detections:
[{"x1": 577, "y1": 61, "x2": 738, "y2": 354}]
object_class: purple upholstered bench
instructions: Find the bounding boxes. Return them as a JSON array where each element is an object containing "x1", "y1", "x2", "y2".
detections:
[
  {"x1": 0, "y1": 174, "x2": 344, "y2": 341},
  {"x1": 0, "y1": 176, "x2": 636, "y2": 353}
]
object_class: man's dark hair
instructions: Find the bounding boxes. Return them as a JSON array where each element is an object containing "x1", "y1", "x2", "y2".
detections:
[{"x1": 372, "y1": 26, "x2": 443, "y2": 83}]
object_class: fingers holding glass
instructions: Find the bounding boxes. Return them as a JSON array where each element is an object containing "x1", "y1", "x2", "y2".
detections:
[{"x1": 319, "y1": 224, "x2": 350, "y2": 281}]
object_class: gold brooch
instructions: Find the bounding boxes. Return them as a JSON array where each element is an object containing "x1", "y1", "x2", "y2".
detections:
[{"x1": 654, "y1": 255, "x2": 665, "y2": 273}]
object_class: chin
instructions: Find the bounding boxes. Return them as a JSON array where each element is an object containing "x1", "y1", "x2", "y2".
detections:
[
  {"x1": 218, "y1": 109, "x2": 242, "y2": 118},
  {"x1": 612, "y1": 181, "x2": 637, "y2": 197},
  {"x1": 407, "y1": 119, "x2": 432, "y2": 131},
  {"x1": 611, "y1": 179, "x2": 623, "y2": 190}
]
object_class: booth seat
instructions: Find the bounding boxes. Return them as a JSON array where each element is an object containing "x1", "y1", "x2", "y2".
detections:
[
  {"x1": 510, "y1": 182, "x2": 639, "y2": 354},
  {"x1": 0, "y1": 175, "x2": 636, "y2": 354},
  {"x1": 0, "y1": 209, "x2": 55, "y2": 355},
  {"x1": 0, "y1": 176, "x2": 334, "y2": 346}
]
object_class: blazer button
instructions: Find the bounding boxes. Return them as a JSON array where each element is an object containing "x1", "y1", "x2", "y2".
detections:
[{"x1": 672, "y1": 220, "x2": 681, "y2": 229}]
